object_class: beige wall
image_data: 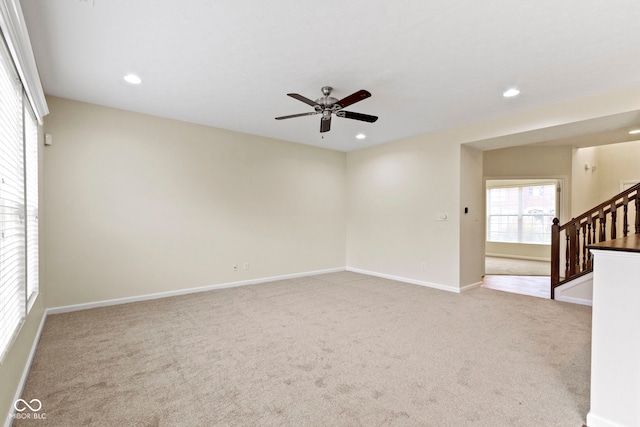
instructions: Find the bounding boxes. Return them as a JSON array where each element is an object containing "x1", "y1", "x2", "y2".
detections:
[
  {"x1": 0, "y1": 295, "x2": 45, "y2": 422},
  {"x1": 571, "y1": 146, "x2": 600, "y2": 216},
  {"x1": 483, "y1": 145, "x2": 573, "y2": 188},
  {"x1": 42, "y1": 97, "x2": 347, "y2": 307},
  {"x1": 571, "y1": 140, "x2": 640, "y2": 238},
  {"x1": 571, "y1": 141, "x2": 640, "y2": 217},
  {"x1": 459, "y1": 145, "x2": 485, "y2": 284},
  {"x1": 592, "y1": 139, "x2": 640, "y2": 199},
  {"x1": 346, "y1": 134, "x2": 463, "y2": 290},
  {"x1": 0, "y1": 299, "x2": 46, "y2": 423}
]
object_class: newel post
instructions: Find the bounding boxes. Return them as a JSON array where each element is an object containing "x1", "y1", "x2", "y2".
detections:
[{"x1": 551, "y1": 217, "x2": 560, "y2": 299}]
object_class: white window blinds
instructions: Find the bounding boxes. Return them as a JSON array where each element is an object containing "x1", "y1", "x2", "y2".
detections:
[
  {"x1": 0, "y1": 34, "x2": 26, "y2": 362},
  {"x1": 0, "y1": 33, "x2": 38, "y2": 363},
  {"x1": 486, "y1": 182, "x2": 557, "y2": 244}
]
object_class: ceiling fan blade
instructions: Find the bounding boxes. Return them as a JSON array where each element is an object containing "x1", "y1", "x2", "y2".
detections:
[
  {"x1": 287, "y1": 93, "x2": 320, "y2": 107},
  {"x1": 320, "y1": 116, "x2": 331, "y2": 133},
  {"x1": 275, "y1": 111, "x2": 319, "y2": 120},
  {"x1": 337, "y1": 110, "x2": 378, "y2": 123},
  {"x1": 336, "y1": 90, "x2": 371, "y2": 108}
]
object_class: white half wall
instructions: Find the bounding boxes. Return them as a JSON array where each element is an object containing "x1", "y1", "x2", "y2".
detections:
[
  {"x1": 587, "y1": 249, "x2": 640, "y2": 427},
  {"x1": 554, "y1": 273, "x2": 593, "y2": 306}
]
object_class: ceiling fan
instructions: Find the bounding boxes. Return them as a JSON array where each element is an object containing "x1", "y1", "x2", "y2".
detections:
[{"x1": 275, "y1": 86, "x2": 378, "y2": 133}]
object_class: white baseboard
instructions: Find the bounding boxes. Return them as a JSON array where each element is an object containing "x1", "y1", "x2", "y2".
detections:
[
  {"x1": 586, "y1": 411, "x2": 625, "y2": 427},
  {"x1": 554, "y1": 295, "x2": 593, "y2": 306},
  {"x1": 461, "y1": 281, "x2": 482, "y2": 293},
  {"x1": 4, "y1": 312, "x2": 48, "y2": 427},
  {"x1": 485, "y1": 253, "x2": 551, "y2": 262},
  {"x1": 346, "y1": 267, "x2": 463, "y2": 293},
  {"x1": 48, "y1": 267, "x2": 346, "y2": 314}
]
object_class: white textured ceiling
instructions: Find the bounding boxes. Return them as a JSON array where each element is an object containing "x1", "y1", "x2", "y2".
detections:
[{"x1": 19, "y1": 0, "x2": 640, "y2": 152}]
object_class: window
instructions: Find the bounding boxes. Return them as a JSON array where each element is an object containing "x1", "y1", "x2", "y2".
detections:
[
  {"x1": 25, "y1": 100, "x2": 39, "y2": 306},
  {"x1": 487, "y1": 181, "x2": 557, "y2": 244},
  {"x1": 0, "y1": 34, "x2": 39, "y2": 363}
]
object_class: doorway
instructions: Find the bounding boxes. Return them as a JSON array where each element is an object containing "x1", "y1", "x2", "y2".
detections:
[{"x1": 482, "y1": 179, "x2": 560, "y2": 298}]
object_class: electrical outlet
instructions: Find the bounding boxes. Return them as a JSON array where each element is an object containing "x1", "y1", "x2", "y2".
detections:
[
  {"x1": 243, "y1": 262, "x2": 249, "y2": 270},
  {"x1": 420, "y1": 262, "x2": 426, "y2": 271},
  {"x1": 233, "y1": 264, "x2": 238, "y2": 272}
]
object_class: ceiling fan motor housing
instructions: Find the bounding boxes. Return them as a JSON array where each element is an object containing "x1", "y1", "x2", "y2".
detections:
[
  {"x1": 316, "y1": 96, "x2": 339, "y2": 108},
  {"x1": 315, "y1": 86, "x2": 338, "y2": 108}
]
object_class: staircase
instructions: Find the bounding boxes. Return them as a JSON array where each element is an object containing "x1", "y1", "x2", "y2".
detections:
[{"x1": 551, "y1": 183, "x2": 640, "y2": 299}]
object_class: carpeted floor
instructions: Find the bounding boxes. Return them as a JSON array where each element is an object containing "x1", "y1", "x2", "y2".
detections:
[
  {"x1": 485, "y1": 256, "x2": 550, "y2": 276},
  {"x1": 16, "y1": 272, "x2": 591, "y2": 426}
]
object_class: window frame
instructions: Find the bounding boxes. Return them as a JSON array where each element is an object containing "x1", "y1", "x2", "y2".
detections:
[
  {"x1": 24, "y1": 92, "x2": 38, "y2": 311},
  {"x1": 0, "y1": 32, "x2": 39, "y2": 364},
  {"x1": 486, "y1": 180, "x2": 559, "y2": 245}
]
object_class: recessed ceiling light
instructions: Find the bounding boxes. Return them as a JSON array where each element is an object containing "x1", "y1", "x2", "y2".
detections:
[
  {"x1": 124, "y1": 74, "x2": 142, "y2": 84},
  {"x1": 356, "y1": 133, "x2": 366, "y2": 140},
  {"x1": 503, "y1": 88, "x2": 520, "y2": 98},
  {"x1": 629, "y1": 129, "x2": 640, "y2": 135}
]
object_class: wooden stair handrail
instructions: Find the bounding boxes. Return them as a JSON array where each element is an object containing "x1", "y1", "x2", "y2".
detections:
[{"x1": 551, "y1": 182, "x2": 640, "y2": 298}]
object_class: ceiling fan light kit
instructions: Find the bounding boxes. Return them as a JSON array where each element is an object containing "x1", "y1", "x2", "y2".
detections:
[{"x1": 275, "y1": 86, "x2": 378, "y2": 133}]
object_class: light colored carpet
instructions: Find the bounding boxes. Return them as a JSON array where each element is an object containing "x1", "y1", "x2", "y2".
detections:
[
  {"x1": 485, "y1": 256, "x2": 551, "y2": 276},
  {"x1": 17, "y1": 272, "x2": 591, "y2": 426}
]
